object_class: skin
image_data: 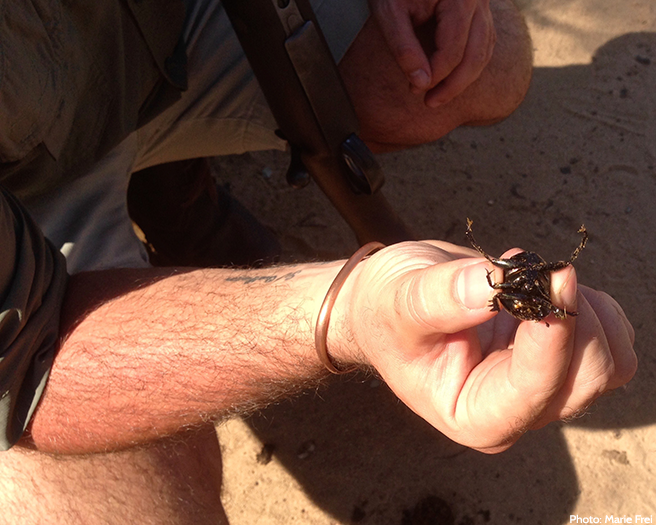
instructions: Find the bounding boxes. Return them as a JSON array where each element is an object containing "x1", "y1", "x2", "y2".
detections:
[
  {"x1": 24, "y1": 242, "x2": 636, "y2": 455},
  {"x1": 341, "y1": 0, "x2": 532, "y2": 152},
  {"x1": 368, "y1": 0, "x2": 497, "y2": 107},
  {"x1": 328, "y1": 242, "x2": 636, "y2": 453}
]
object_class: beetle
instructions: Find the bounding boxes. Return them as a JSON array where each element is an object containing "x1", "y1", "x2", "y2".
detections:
[{"x1": 465, "y1": 218, "x2": 588, "y2": 323}]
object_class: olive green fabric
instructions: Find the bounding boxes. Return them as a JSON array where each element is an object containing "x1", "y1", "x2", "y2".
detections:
[
  {"x1": 0, "y1": 0, "x2": 184, "y2": 449},
  {"x1": 0, "y1": 187, "x2": 68, "y2": 450},
  {"x1": 0, "y1": 0, "x2": 186, "y2": 202}
]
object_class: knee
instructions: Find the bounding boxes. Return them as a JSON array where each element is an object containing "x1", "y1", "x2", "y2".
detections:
[
  {"x1": 444, "y1": 0, "x2": 534, "y2": 130},
  {"x1": 340, "y1": 0, "x2": 533, "y2": 151},
  {"x1": 483, "y1": 0, "x2": 534, "y2": 121}
]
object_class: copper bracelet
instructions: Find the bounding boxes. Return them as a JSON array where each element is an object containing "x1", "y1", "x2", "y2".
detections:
[{"x1": 315, "y1": 242, "x2": 385, "y2": 374}]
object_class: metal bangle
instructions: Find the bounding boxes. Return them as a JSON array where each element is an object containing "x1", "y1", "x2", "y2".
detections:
[{"x1": 315, "y1": 242, "x2": 385, "y2": 374}]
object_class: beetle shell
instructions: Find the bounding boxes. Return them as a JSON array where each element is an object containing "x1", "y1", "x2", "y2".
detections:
[{"x1": 466, "y1": 219, "x2": 588, "y2": 323}]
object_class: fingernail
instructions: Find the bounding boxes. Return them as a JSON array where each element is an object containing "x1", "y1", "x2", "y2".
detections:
[
  {"x1": 553, "y1": 265, "x2": 578, "y2": 312},
  {"x1": 409, "y1": 69, "x2": 430, "y2": 90},
  {"x1": 426, "y1": 95, "x2": 443, "y2": 108},
  {"x1": 457, "y1": 261, "x2": 492, "y2": 310}
]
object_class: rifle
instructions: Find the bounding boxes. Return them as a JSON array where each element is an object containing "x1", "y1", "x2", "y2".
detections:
[{"x1": 222, "y1": 0, "x2": 414, "y2": 245}]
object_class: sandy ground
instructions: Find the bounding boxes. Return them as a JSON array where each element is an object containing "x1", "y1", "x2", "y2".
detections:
[{"x1": 212, "y1": 1, "x2": 656, "y2": 523}]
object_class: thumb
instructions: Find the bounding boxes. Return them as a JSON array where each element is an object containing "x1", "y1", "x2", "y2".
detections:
[{"x1": 407, "y1": 258, "x2": 496, "y2": 335}]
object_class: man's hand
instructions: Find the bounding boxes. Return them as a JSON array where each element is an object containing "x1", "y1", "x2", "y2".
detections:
[
  {"x1": 369, "y1": 0, "x2": 497, "y2": 107},
  {"x1": 29, "y1": 240, "x2": 634, "y2": 455},
  {"x1": 333, "y1": 241, "x2": 637, "y2": 453}
]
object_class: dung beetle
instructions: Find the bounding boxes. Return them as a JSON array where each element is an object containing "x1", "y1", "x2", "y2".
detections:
[{"x1": 465, "y1": 218, "x2": 588, "y2": 324}]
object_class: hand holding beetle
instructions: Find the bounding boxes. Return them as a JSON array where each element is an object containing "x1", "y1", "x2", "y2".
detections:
[{"x1": 331, "y1": 239, "x2": 637, "y2": 453}]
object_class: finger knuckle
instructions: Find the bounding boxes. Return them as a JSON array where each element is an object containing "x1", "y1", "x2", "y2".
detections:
[
  {"x1": 471, "y1": 47, "x2": 489, "y2": 66},
  {"x1": 442, "y1": 47, "x2": 466, "y2": 70},
  {"x1": 616, "y1": 350, "x2": 638, "y2": 384}
]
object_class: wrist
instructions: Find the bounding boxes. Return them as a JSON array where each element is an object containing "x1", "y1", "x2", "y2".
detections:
[{"x1": 314, "y1": 243, "x2": 385, "y2": 373}]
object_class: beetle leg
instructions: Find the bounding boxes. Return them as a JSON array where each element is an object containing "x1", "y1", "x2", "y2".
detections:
[
  {"x1": 489, "y1": 295, "x2": 502, "y2": 312},
  {"x1": 466, "y1": 218, "x2": 497, "y2": 262},
  {"x1": 541, "y1": 225, "x2": 589, "y2": 271},
  {"x1": 542, "y1": 298, "x2": 579, "y2": 320},
  {"x1": 486, "y1": 270, "x2": 519, "y2": 290},
  {"x1": 490, "y1": 258, "x2": 521, "y2": 270},
  {"x1": 568, "y1": 225, "x2": 589, "y2": 263},
  {"x1": 485, "y1": 269, "x2": 498, "y2": 288},
  {"x1": 551, "y1": 224, "x2": 589, "y2": 265},
  {"x1": 466, "y1": 219, "x2": 519, "y2": 269},
  {"x1": 552, "y1": 305, "x2": 579, "y2": 319}
]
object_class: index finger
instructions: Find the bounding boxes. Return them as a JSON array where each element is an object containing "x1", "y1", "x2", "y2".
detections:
[
  {"x1": 428, "y1": 0, "x2": 476, "y2": 86},
  {"x1": 372, "y1": 2, "x2": 432, "y2": 91},
  {"x1": 425, "y1": 5, "x2": 495, "y2": 107},
  {"x1": 506, "y1": 265, "x2": 578, "y2": 408}
]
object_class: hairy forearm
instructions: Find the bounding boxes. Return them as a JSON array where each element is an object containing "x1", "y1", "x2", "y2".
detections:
[{"x1": 27, "y1": 263, "x2": 346, "y2": 453}]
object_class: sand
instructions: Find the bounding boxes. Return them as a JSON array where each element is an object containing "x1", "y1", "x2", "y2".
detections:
[{"x1": 212, "y1": 1, "x2": 656, "y2": 523}]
